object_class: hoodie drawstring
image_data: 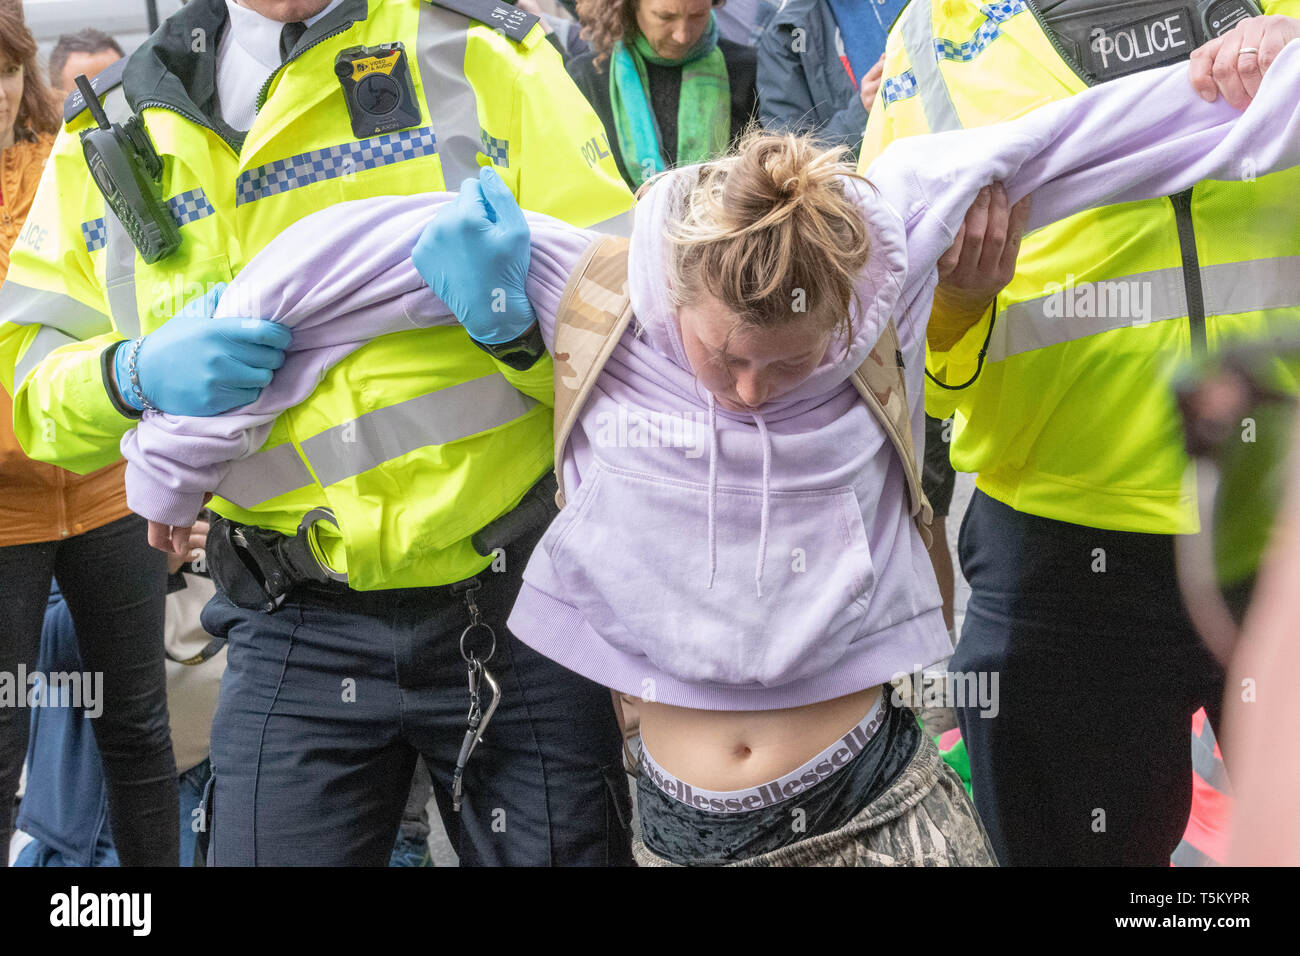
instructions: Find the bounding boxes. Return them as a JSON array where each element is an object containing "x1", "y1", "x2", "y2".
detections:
[
  {"x1": 754, "y1": 412, "x2": 771, "y2": 599},
  {"x1": 703, "y1": 395, "x2": 772, "y2": 598},
  {"x1": 705, "y1": 393, "x2": 718, "y2": 590}
]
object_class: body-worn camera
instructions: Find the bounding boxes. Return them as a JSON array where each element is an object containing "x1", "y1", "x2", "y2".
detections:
[
  {"x1": 335, "y1": 42, "x2": 422, "y2": 139},
  {"x1": 74, "y1": 74, "x2": 180, "y2": 264}
]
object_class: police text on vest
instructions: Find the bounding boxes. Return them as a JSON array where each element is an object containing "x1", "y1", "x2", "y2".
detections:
[{"x1": 1092, "y1": 14, "x2": 1190, "y2": 71}]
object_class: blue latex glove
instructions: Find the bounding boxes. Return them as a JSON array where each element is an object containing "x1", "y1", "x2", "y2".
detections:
[
  {"x1": 113, "y1": 283, "x2": 291, "y2": 416},
  {"x1": 412, "y1": 166, "x2": 536, "y2": 345}
]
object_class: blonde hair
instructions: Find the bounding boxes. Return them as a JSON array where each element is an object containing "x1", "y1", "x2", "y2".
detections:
[{"x1": 662, "y1": 131, "x2": 874, "y2": 349}]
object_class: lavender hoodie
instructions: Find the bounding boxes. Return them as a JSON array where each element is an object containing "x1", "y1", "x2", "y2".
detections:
[{"x1": 122, "y1": 46, "x2": 1300, "y2": 709}]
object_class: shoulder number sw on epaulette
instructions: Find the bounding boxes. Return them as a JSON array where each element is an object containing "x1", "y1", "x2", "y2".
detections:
[{"x1": 422, "y1": 0, "x2": 539, "y2": 42}]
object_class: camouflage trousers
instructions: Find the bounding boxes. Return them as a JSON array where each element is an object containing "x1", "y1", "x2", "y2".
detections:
[{"x1": 632, "y1": 733, "x2": 997, "y2": 867}]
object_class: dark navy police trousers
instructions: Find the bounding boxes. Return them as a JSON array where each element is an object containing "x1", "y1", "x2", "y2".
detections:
[
  {"x1": 952, "y1": 489, "x2": 1226, "y2": 866},
  {"x1": 201, "y1": 522, "x2": 632, "y2": 866}
]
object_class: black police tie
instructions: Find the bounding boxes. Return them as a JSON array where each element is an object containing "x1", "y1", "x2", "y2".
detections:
[{"x1": 279, "y1": 21, "x2": 307, "y2": 63}]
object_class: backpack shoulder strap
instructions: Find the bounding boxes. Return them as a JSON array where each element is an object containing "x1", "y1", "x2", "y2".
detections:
[
  {"x1": 552, "y1": 235, "x2": 635, "y2": 508},
  {"x1": 850, "y1": 319, "x2": 935, "y2": 548}
]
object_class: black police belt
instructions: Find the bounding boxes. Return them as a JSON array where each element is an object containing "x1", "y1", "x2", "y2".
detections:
[
  {"x1": 207, "y1": 508, "x2": 349, "y2": 613},
  {"x1": 1034, "y1": 0, "x2": 1262, "y2": 83},
  {"x1": 207, "y1": 472, "x2": 559, "y2": 612}
]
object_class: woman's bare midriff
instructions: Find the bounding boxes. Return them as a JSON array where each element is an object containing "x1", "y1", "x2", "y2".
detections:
[{"x1": 634, "y1": 685, "x2": 884, "y2": 791}]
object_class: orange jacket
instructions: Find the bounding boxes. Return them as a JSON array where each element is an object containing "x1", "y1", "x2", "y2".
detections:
[
  {"x1": 1, "y1": 132, "x2": 54, "y2": 284},
  {"x1": 1, "y1": 131, "x2": 130, "y2": 547}
]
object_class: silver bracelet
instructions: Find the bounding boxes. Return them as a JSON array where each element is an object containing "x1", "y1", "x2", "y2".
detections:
[{"x1": 126, "y1": 337, "x2": 158, "y2": 413}]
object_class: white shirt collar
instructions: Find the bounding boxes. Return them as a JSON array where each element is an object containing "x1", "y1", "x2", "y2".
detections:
[{"x1": 222, "y1": 0, "x2": 348, "y2": 70}]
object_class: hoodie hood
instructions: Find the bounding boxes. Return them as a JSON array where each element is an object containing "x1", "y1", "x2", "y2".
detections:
[{"x1": 626, "y1": 165, "x2": 913, "y2": 413}]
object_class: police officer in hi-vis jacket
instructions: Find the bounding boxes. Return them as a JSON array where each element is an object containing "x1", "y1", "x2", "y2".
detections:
[
  {"x1": 0, "y1": 0, "x2": 635, "y2": 865},
  {"x1": 861, "y1": 1, "x2": 1300, "y2": 865}
]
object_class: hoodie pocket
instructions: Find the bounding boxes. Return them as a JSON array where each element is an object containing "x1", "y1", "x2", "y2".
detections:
[{"x1": 544, "y1": 459, "x2": 876, "y2": 688}]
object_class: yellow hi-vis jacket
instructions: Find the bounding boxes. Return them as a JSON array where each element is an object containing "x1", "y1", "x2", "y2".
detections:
[
  {"x1": 0, "y1": 0, "x2": 633, "y2": 589},
  {"x1": 861, "y1": 0, "x2": 1300, "y2": 534}
]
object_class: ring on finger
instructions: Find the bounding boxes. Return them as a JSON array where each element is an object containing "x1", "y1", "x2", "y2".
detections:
[{"x1": 1238, "y1": 46, "x2": 1260, "y2": 56}]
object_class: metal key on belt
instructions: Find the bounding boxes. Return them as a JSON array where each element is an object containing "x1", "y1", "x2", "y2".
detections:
[{"x1": 451, "y1": 581, "x2": 499, "y2": 813}]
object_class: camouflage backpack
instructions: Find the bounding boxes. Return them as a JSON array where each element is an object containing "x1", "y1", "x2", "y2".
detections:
[{"x1": 551, "y1": 235, "x2": 934, "y2": 546}]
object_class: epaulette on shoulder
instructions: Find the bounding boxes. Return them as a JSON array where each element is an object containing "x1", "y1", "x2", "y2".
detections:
[
  {"x1": 421, "y1": 0, "x2": 539, "y2": 43},
  {"x1": 63, "y1": 56, "x2": 128, "y2": 125}
]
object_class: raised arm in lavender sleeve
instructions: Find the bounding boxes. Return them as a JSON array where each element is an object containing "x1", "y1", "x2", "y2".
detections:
[
  {"x1": 867, "y1": 37, "x2": 1300, "y2": 302},
  {"x1": 129, "y1": 187, "x2": 592, "y2": 547}
]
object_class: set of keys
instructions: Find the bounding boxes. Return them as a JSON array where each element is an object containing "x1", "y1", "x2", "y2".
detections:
[{"x1": 451, "y1": 580, "x2": 500, "y2": 813}]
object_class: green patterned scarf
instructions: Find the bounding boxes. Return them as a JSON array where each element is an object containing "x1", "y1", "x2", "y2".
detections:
[{"x1": 608, "y1": 12, "x2": 730, "y2": 187}]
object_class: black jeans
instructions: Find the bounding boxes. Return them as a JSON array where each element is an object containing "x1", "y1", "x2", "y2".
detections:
[
  {"x1": 201, "y1": 518, "x2": 632, "y2": 866},
  {"x1": 953, "y1": 489, "x2": 1226, "y2": 866},
  {"x1": 637, "y1": 695, "x2": 921, "y2": 866},
  {"x1": 0, "y1": 513, "x2": 177, "y2": 866}
]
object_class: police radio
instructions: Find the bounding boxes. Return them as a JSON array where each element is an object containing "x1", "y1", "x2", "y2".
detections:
[
  {"x1": 73, "y1": 73, "x2": 180, "y2": 264},
  {"x1": 1037, "y1": 0, "x2": 1265, "y2": 83}
]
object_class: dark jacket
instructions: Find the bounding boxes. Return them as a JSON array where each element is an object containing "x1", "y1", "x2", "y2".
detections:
[
  {"x1": 757, "y1": 0, "x2": 869, "y2": 156},
  {"x1": 567, "y1": 38, "x2": 759, "y2": 188},
  {"x1": 14, "y1": 586, "x2": 114, "y2": 866}
]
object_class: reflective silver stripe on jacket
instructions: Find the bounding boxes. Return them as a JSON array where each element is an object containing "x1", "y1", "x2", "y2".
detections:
[
  {"x1": 103, "y1": 210, "x2": 141, "y2": 339},
  {"x1": 988, "y1": 257, "x2": 1300, "y2": 362},
  {"x1": 214, "y1": 373, "x2": 540, "y2": 508},
  {"x1": 0, "y1": 281, "x2": 112, "y2": 386},
  {"x1": 417, "y1": 2, "x2": 483, "y2": 188},
  {"x1": 0, "y1": 280, "x2": 108, "y2": 336},
  {"x1": 214, "y1": 442, "x2": 315, "y2": 510},
  {"x1": 898, "y1": 0, "x2": 963, "y2": 134},
  {"x1": 92, "y1": 86, "x2": 143, "y2": 339}
]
